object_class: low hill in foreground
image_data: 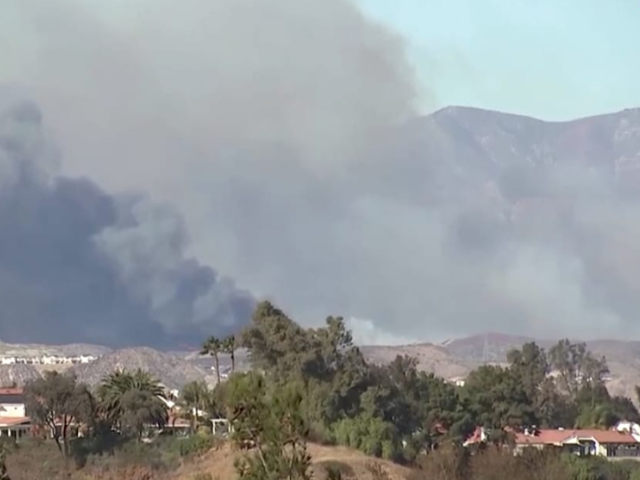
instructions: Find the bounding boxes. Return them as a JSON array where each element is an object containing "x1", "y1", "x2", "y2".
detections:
[
  {"x1": 4, "y1": 440, "x2": 411, "y2": 480},
  {"x1": 173, "y1": 442, "x2": 411, "y2": 480}
]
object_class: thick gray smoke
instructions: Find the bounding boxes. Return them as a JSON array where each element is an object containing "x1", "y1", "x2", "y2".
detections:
[
  {"x1": 0, "y1": 97, "x2": 253, "y2": 347},
  {"x1": 3, "y1": 0, "x2": 640, "y2": 345}
]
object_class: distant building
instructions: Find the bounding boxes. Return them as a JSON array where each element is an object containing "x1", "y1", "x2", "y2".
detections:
[
  {"x1": 0, "y1": 387, "x2": 30, "y2": 439},
  {"x1": 448, "y1": 376, "x2": 466, "y2": 387},
  {"x1": 0, "y1": 354, "x2": 99, "y2": 367},
  {"x1": 465, "y1": 426, "x2": 640, "y2": 458}
]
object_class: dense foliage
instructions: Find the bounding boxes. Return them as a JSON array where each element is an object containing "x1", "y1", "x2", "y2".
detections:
[
  {"x1": 230, "y1": 301, "x2": 639, "y2": 462},
  {"x1": 9, "y1": 300, "x2": 640, "y2": 480}
]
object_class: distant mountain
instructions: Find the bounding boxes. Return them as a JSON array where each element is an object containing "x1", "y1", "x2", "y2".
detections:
[
  {"x1": 72, "y1": 347, "x2": 212, "y2": 389},
  {"x1": 361, "y1": 343, "x2": 470, "y2": 379},
  {"x1": 374, "y1": 106, "x2": 640, "y2": 206},
  {"x1": 2, "y1": 332, "x2": 640, "y2": 402},
  {"x1": 421, "y1": 105, "x2": 640, "y2": 178},
  {"x1": 0, "y1": 340, "x2": 111, "y2": 357},
  {"x1": 0, "y1": 364, "x2": 41, "y2": 387},
  {"x1": 441, "y1": 332, "x2": 539, "y2": 364},
  {"x1": 441, "y1": 332, "x2": 640, "y2": 401},
  {"x1": 358, "y1": 330, "x2": 640, "y2": 403}
]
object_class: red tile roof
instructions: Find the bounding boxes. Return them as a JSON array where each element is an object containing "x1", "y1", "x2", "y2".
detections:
[
  {"x1": 464, "y1": 427, "x2": 486, "y2": 444},
  {"x1": 515, "y1": 429, "x2": 638, "y2": 445},
  {"x1": 0, "y1": 416, "x2": 30, "y2": 427},
  {"x1": 0, "y1": 388, "x2": 23, "y2": 395},
  {"x1": 573, "y1": 430, "x2": 638, "y2": 444},
  {"x1": 514, "y1": 430, "x2": 573, "y2": 445}
]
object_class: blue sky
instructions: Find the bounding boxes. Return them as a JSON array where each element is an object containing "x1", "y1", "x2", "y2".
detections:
[{"x1": 356, "y1": 0, "x2": 640, "y2": 120}]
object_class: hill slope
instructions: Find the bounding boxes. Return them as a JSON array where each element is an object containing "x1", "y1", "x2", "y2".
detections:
[
  {"x1": 72, "y1": 347, "x2": 211, "y2": 389},
  {"x1": 361, "y1": 343, "x2": 471, "y2": 379},
  {"x1": 0, "y1": 340, "x2": 111, "y2": 357},
  {"x1": 0, "y1": 364, "x2": 41, "y2": 387},
  {"x1": 174, "y1": 442, "x2": 412, "y2": 480},
  {"x1": 439, "y1": 332, "x2": 640, "y2": 400}
]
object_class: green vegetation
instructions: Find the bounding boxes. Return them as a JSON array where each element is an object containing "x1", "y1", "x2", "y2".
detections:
[
  {"x1": 23, "y1": 371, "x2": 94, "y2": 456},
  {"x1": 0, "y1": 444, "x2": 10, "y2": 480},
  {"x1": 232, "y1": 301, "x2": 637, "y2": 458},
  {"x1": 8, "y1": 300, "x2": 640, "y2": 479}
]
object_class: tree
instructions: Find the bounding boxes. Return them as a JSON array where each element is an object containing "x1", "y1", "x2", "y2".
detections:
[
  {"x1": 119, "y1": 389, "x2": 168, "y2": 441},
  {"x1": 462, "y1": 365, "x2": 536, "y2": 430},
  {"x1": 24, "y1": 371, "x2": 94, "y2": 456},
  {"x1": 181, "y1": 380, "x2": 209, "y2": 433},
  {"x1": 0, "y1": 444, "x2": 9, "y2": 480},
  {"x1": 202, "y1": 336, "x2": 223, "y2": 385},
  {"x1": 239, "y1": 301, "x2": 312, "y2": 380},
  {"x1": 548, "y1": 339, "x2": 609, "y2": 398},
  {"x1": 333, "y1": 414, "x2": 401, "y2": 460},
  {"x1": 535, "y1": 378, "x2": 575, "y2": 428},
  {"x1": 97, "y1": 369, "x2": 167, "y2": 437},
  {"x1": 507, "y1": 342, "x2": 549, "y2": 401},
  {"x1": 222, "y1": 335, "x2": 237, "y2": 373},
  {"x1": 225, "y1": 372, "x2": 311, "y2": 480}
]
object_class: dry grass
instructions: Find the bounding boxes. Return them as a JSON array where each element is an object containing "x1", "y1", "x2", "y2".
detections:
[{"x1": 173, "y1": 442, "x2": 412, "y2": 480}]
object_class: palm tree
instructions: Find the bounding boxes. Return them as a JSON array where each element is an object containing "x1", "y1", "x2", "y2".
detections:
[
  {"x1": 97, "y1": 369, "x2": 167, "y2": 437},
  {"x1": 201, "y1": 336, "x2": 222, "y2": 385},
  {"x1": 180, "y1": 381, "x2": 209, "y2": 433},
  {"x1": 222, "y1": 335, "x2": 236, "y2": 373}
]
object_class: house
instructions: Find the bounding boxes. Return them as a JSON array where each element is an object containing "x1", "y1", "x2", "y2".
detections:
[
  {"x1": 0, "y1": 388, "x2": 26, "y2": 418},
  {"x1": 448, "y1": 376, "x2": 466, "y2": 387},
  {"x1": 514, "y1": 428, "x2": 640, "y2": 458},
  {"x1": 466, "y1": 426, "x2": 640, "y2": 458},
  {"x1": 0, "y1": 387, "x2": 30, "y2": 439}
]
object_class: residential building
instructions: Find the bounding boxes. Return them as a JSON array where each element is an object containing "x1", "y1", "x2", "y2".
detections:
[
  {"x1": 0, "y1": 387, "x2": 30, "y2": 439},
  {"x1": 465, "y1": 426, "x2": 640, "y2": 459},
  {"x1": 514, "y1": 428, "x2": 640, "y2": 458}
]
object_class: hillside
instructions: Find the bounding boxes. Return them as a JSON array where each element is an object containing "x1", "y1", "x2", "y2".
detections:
[
  {"x1": 361, "y1": 343, "x2": 471, "y2": 379},
  {"x1": 439, "y1": 332, "x2": 640, "y2": 400},
  {"x1": 0, "y1": 340, "x2": 111, "y2": 357},
  {"x1": 411, "y1": 105, "x2": 640, "y2": 180},
  {"x1": 72, "y1": 347, "x2": 212, "y2": 389},
  {"x1": 0, "y1": 364, "x2": 41, "y2": 387},
  {"x1": 174, "y1": 442, "x2": 412, "y2": 480}
]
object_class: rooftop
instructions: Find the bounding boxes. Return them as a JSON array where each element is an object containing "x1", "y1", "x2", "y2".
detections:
[
  {"x1": 515, "y1": 429, "x2": 638, "y2": 445},
  {"x1": 0, "y1": 416, "x2": 30, "y2": 427}
]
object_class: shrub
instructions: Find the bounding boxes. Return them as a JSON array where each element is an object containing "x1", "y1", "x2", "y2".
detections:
[
  {"x1": 332, "y1": 415, "x2": 401, "y2": 461},
  {"x1": 175, "y1": 434, "x2": 217, "y2": 458},
  {"x1": 192, "y1": 474, "x2": 216, "y2": 480},
  {"x1": 320, "y1": 460, "x2": 355, "y2": 480}
]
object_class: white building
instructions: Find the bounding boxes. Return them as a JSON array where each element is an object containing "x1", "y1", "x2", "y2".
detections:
[{"x1": 0, "y1": 387, "x2": 30, "y2": 439}]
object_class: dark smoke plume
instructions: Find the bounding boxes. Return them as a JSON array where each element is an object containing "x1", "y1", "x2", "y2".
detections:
[
  {"x1": 3, "y1": 0, "x2": 640, "y2": 345},
  {"x1": 0, "y1": 98, "x2": 254, "y2": 347}
]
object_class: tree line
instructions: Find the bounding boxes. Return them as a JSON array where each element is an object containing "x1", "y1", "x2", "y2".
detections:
[
  {"x1": 213, "y1": 302, "x2": 640, "y2": 470},
  {"x1": 12, "y1": 300, "x2": 640, "y2": 479}
]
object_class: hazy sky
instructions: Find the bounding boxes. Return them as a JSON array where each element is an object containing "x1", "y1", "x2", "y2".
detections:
[
  {"x1": 356, "y1": 0, "x2": 640, "y2": 119},
  {"x1": 2, "y1": 0, "x2": 640, "y2": 347}
]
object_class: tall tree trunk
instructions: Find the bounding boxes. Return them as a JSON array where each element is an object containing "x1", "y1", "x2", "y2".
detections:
[
  {"x1": 191, "y1": 394, "x2": 198, "y2": 434},
  {"x1": 230, "y1": 349, "x2": 235, "y2": 373},
  {"x1": 62, "y1": 417, "x2": 69, "y2": 457},
  {"x1": 0, "y1": 446, "x2": 9, "y2": 480},
  {"x1": 214, "y1": 354, "x2": 221, "y2": 385},
  {"x1": 50, "y1": 421, "x2": 63, "y2": 454}
]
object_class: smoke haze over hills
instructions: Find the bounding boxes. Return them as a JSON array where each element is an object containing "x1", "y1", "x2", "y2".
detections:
[{"x1": 2, "y1": 0, "x2": 640, "y2": 346}]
